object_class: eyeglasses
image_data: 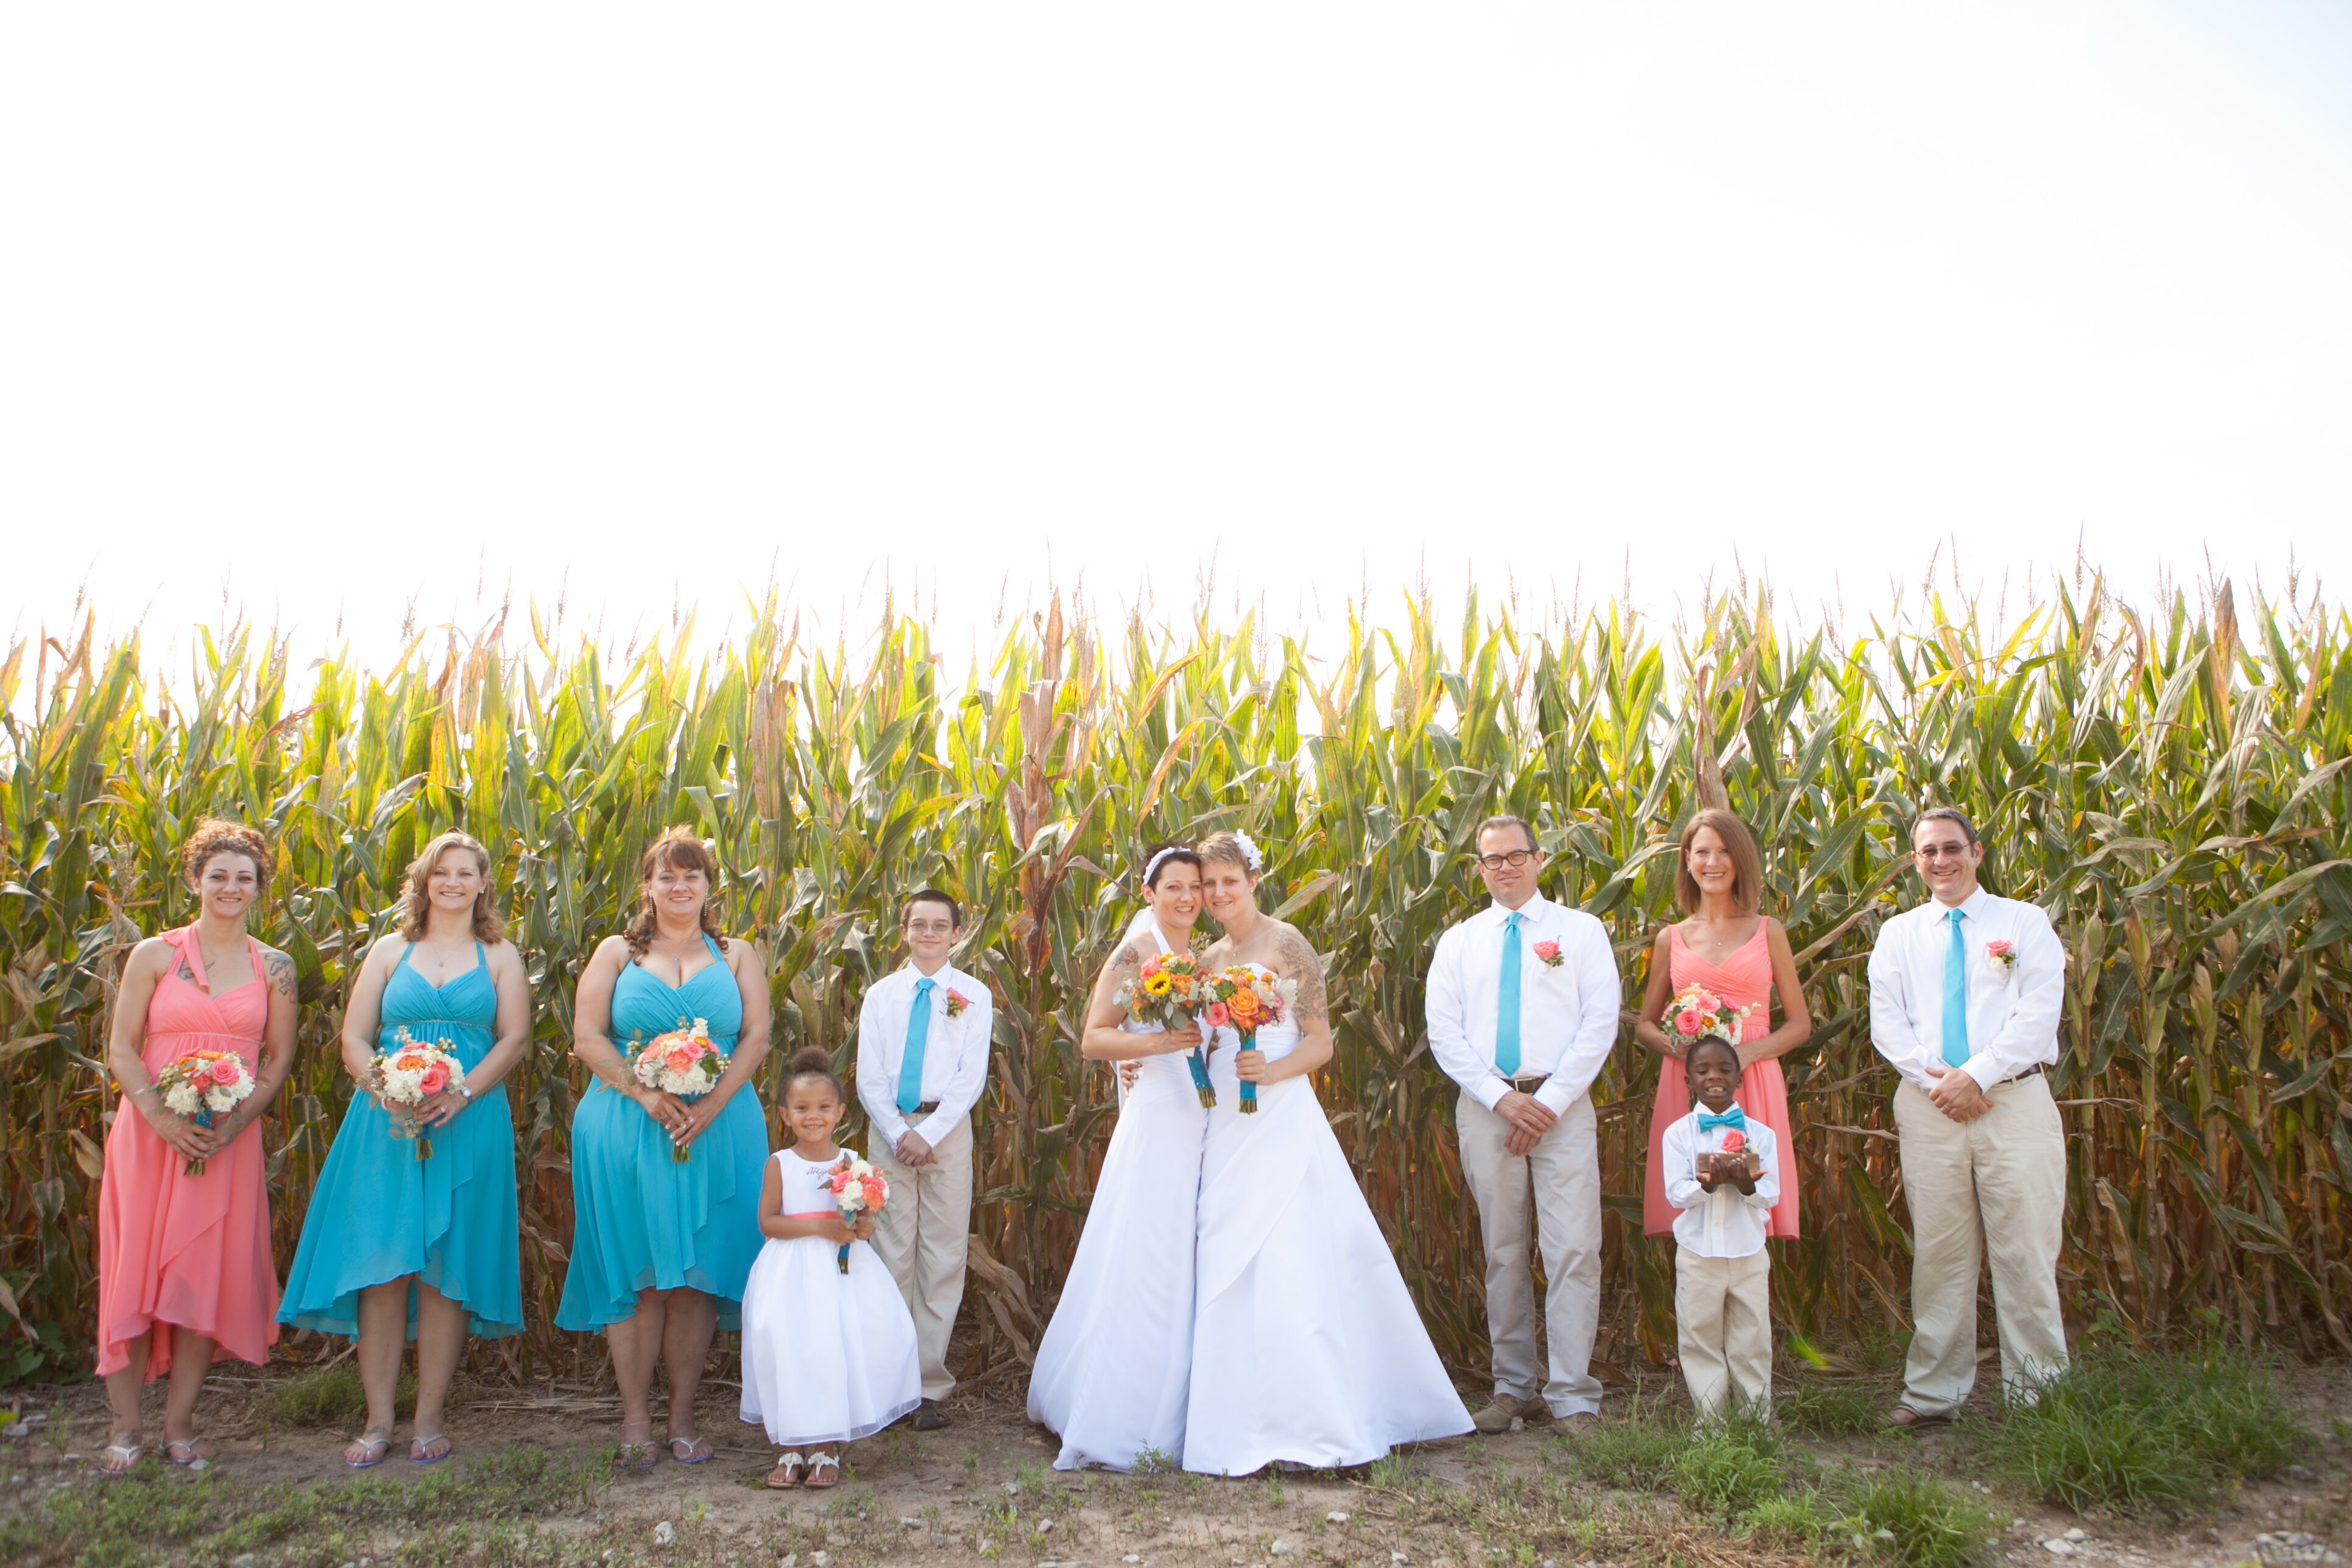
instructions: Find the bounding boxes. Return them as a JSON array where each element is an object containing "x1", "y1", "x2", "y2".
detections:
[
  {"x1": 905, "y1": 921, "x2": 958, "y2": 937},
  {"x1": 1475, "y1": 850, "x2": 1538, "y2": 872},
  {"x1": 1913, "y1": 842, "x2": 1974, "y2": 862}
]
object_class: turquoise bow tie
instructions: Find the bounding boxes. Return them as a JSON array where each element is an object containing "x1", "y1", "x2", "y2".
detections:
[{"x1": 1697, "y1": 1106, "x2": 1746, "y2": 1133}]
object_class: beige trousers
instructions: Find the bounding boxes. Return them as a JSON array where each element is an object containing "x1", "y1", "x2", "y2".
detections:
[
  {"x1": 1893, "y1": 1073, "x2": 2069, "y2": 1416},
  {"x1": 1457, "y1": 1093, "x2": 1604, "y2": 1415},
  {"x1": 868, "y1": 1114, "x2": 975, "y2": 1401},
  {"x1": 1675, "y1": 1246, "x2": 1772, "y2": 1420}
]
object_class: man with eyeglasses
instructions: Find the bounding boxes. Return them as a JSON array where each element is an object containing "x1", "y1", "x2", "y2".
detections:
[
  {"x1": 855, "y1": 889, "x2": 994, "y2": 1430},
  {"x1": 1868, "y1": 808, "x2": 2069, "y2": 1427},
  {"x1": 1425, "y1": 815, "x2": 1622, "y2": 1433}
]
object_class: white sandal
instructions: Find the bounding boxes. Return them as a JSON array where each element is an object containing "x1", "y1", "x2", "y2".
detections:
[
  {"x1": 805, "y1": 1450, "x2": 841, "y2": 1489},
  {"x1": 765, "y1": 1450, "x2": 805, "y2": 1489}
]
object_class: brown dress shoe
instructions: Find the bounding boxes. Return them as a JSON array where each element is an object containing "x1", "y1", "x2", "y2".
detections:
[
  {"x1": 912, "y1": 1399, "x2": 948, "y2": 1432},
  {"x1": 1470, "y1": 1396, "x2": 1522, "y2": 1434}
]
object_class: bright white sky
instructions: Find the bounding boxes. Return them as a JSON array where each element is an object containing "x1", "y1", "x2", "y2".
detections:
[{"x1": 4, "y1": 4, "x2": 2349, "y2": 663}]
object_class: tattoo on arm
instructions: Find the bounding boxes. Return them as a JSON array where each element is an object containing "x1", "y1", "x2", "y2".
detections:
[
  {"x1": 1271, "y1": 930, "x2": 1329, "y2": 1022},
  {"x1": 265, "y1": 950, "x2": 298, "y2": 1000}
]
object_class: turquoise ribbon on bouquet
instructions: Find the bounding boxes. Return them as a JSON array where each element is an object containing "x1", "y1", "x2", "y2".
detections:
[
  {"x1": 1237, "y1": 1029, "x2": 1260, "y2": 1114},
  {"x1": 1184, "y1": 1038, "x2": 1216, "y2": 1107}
]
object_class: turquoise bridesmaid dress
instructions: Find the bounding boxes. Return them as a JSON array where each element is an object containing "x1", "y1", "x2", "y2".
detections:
[
  {"x1": 279, "y1": 941, "x2": 523, "y2": 1340},
  {"x1": 555, "y1": 934, "x2": 769, "y2": 1332}
]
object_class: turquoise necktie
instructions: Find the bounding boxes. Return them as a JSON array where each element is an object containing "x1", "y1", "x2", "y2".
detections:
[
  {"x1": 1496, "y1": 911, "x2": 1524, "y2": 1077},
  {"x1": 897, "y1": 976, "x2": 936, "y2": 1115},
  {"x1": 1940, "y1": 908, "x2": 1970, "y2": 1068},
  {"x1": 1697, "y1": 1105, "x2": 1746, "y2": 1133}
]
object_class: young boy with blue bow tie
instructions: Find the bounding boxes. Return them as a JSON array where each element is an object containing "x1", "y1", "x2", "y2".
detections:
[{"x1": 1662, "y1": 1034, "x2": 1781, "y2": 1420}]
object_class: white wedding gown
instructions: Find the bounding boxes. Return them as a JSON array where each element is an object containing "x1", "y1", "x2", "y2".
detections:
[
  {"x1": 1026, "y1": 930, "x2": 1209, "y2": 1470},
  {"x1": 1183, "y1": 991, "x2": 1472, "y2": 1475}
]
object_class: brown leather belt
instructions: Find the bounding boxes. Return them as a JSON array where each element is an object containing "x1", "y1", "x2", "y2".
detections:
[
  {"x1": 909, "y1": 1100, "x2": 941, "y2": 1116},
  {"x1": 1506, "y1": 1075, "x2": 1550, "y2": 1095}
]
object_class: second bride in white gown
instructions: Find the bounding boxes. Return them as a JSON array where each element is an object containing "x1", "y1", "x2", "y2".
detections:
[
  {"x1": 1183, "y1": 830, "x2": 1474, "y2": 1475},
  {"x1": 1026, "y1": 846, "x2": 1213, "y2": 1470}
]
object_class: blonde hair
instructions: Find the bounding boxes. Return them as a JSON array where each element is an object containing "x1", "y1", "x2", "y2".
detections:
[
  {"x1": 1196, "y1": 830, "x2": 1259, "y2": 873},
  {"x1": 398, "y1": 830, "x2": 504, "y2": 943},
  {"x1": 1674, "y1": 808, "x2": 1764, "y2": 915},
  {"x1": 623, "y1": 827, "x2": 729, "y2": 958}
]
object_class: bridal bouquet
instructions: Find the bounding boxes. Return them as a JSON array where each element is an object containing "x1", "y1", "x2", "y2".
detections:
[
  {"x1": 824, "y1": 1153, "x2": 889, "y2": 1274},
  {"x1": 1665, "y1": 984, "x2": 1750, "y2": 1054},
  {"x1": 630, "y1": 1019, "x2": 730, "y2": 1161},
  {"x1": 1114, "y1": 952, "x2": 1215, "y2": 1107},
  {"x1": 151, "y1": 1048, "x2": 254, "y2": 1176},
  {"x1": 1203, "y1": 965, "x2": 1294, "y2": 1114},
  {"x1": 367, "y1": 1028, "x2": 465, "y2": 1160}
]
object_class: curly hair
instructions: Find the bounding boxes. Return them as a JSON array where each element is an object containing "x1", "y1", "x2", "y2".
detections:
[
  {"x1": 622, "y1": 826, "x2": 729, "y2": 959},
  {"x1": 780, "y1": 1045, "x2": 844, "y2": 1106},
  {"x1": 182, "y1": 819, "x2": 272, "y2": 886},
  {"x1": 397, "y1": 830, "x2": 506, "y2": 944}
]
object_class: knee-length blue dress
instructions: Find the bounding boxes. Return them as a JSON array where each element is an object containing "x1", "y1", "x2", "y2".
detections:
[
  {"x1": 279, "y1": 941, "x2": 523, "y2": 1340},
  {"x1": 555, "y1": 934, "x2": 769, "y2": 1332}
]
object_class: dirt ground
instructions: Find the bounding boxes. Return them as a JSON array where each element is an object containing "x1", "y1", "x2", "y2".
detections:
[{"x1": 3, "y1": 1354, "x2": 2347, "y2": 1567}]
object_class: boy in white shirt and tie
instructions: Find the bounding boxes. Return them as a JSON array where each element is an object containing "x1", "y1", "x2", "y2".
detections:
[
  {"x1": 855, "y1": 890, "x2": 994, "y2": 1430},
  {"x1": 1867, "y1": 808, "x2": 2068, "y2": 1425},
  {"x1": 1662, "y1": 1035, "x2": 1780, "y2": 1421}
]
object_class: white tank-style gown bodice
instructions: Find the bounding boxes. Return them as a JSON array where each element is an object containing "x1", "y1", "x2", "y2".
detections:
[
  {"x1": 1026, "y1": 928, "x2": 1210, "y2": 1471},
  {"x1": 1182, "y1": 975, "x2": 1472, "y2": 1475}
]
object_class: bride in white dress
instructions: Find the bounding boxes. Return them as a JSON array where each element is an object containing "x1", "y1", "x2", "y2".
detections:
[
  {"x1": 1183, "y1": 830, "x2": 1472, "y2": 1475},
  {"x1": 1027, "y1": 846, "x2": 1213, "y2": 1470}
]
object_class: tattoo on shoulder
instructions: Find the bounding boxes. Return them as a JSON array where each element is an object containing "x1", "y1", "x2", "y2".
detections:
[
  {"x1": 1270, "y1": 929, "x2": 1329, "y2": 1021},
  {"x1": 264, "y1": 950, "x2": 298, "y2": 999}
]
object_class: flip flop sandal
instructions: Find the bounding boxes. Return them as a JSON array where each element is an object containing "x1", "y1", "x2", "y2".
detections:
[
  {"x1": 409, "y1": 1432, "x2": 453, "y2": 1467},
  {"x1": 613, "y1": 1441, "x2": 660, "y2": 1474},
  {"x1": 765, "y1": 1450, "x2": 805, "y2": 1490},
  {"x1": 344, "y1": 1432, "x2": 394, "y2": 1470},
  {"x1": 97, "y1": 1441, "x2": 144, "y2": 1477},
  {"x1": 668, "y1": 1435, "x2": 713, "y2": 1466},
  {"x1": 164, "y1": 1439, "x2": 213, "y2": 1471},
  {"x1": 804, "y1": 1452, "x2": 841, "y2": 1490}
]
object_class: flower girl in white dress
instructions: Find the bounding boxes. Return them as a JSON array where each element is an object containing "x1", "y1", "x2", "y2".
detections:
[
  {"x1": 740, "y1": 1047, "x2": 920, "y2": 1489},
  {"x1": 1184, "y1": 831, "x2": 1472, "y2": 1475},
  {"x1": 1028, "y1": 845, "x2": 1213, "y2": 1470}
]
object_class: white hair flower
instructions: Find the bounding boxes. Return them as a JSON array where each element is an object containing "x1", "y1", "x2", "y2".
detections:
[{"x1": 1232, "y1": 830, "x2": 1265, "y2": 871}]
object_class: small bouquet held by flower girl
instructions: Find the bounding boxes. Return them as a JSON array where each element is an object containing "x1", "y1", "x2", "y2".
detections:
[
  {"x1": 1202, "y1": 965, "x2": 1295, "y2": 1114},
  {"x1": 824, "y1": 1153, "x2": 889, "y2": 1274},
  {"x1": 630, "y1": 1018, "x2": 729, "y2": 1162},
  {"x1": 1115, "y1": 951, "x2": 1216, "y2": 1107},
  {"x1": 367, "y1": 1028, "x2": 465, "y2": 1160},
  {"x1": 151, "y1": 1048, "x2": 254, "y2": 1175}
]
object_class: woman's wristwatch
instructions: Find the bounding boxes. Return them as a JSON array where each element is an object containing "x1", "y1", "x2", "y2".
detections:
[{"x1": 454, "y1": 1079, "x2": 474, "y2": 1100}]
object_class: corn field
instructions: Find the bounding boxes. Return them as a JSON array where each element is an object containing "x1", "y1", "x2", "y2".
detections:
[{"x1": 1, "y1": 581, "x2": 2348, "y2": 1387}]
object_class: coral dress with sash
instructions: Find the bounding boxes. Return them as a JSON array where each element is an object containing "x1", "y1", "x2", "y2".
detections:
[
  {"x1": 95, "y1": 926, "x2": 281, "y2": 1379},
  {"x1": 1642, "y1": 922, "x2": 1799, "y2": 1240},
  {"x1": 556, "y1": 934, "x2": 770, "y2": 1332}
]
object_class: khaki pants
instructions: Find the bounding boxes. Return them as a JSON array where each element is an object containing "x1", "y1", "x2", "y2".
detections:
[
  {"x1": 1675, "y1": 1246, "x2": 1772, "y2": 1420},
  {"x1": 1893, "y1": 1073, "x2": 2069, "y2": 1416},
  {"x1": 1457, "y1": 1093, "x2": 1604, "y2": 1416},
  {"x1": 869, "y1": 1114, "x2": 975, "y2": 1401}
]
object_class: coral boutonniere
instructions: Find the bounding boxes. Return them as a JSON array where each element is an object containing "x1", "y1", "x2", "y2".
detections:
[
  {"x1": 1532, "y1": 940, "x2": 1564, "y2": 970},
  {"x1": 1985, "y1": 939, "x2": 2016, "y2": 977},
  {"x1": 942, "y1": 987, "x2": 972, "y2": 1019}
]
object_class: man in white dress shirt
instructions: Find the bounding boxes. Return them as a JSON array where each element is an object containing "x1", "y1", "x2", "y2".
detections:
[
  {"x1": 855, "y1": 889, "x2": 994, "y2": 1430},
  {"x1": 1426, "y1": 816, "x2": 1622, "y2": 1432},
  {"x1": 1868, "y1": 808, "x2": 2069, "y2": 1425}
]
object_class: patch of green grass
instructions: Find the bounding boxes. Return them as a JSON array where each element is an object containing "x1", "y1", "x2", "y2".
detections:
[
  {"x1": 1671, "y1": 1421, "x2": 1786, "y2": 1519},
  {"x1": 1738, "y1": 1488, "x2": 1840, "y2": 1550},
  {"x1": 1777, "y1": 1377, "x2": 1886, "y2": 1437},
  {"x1": 1984, "y1": 1345, "x2": 2307, "y2": 1513},
  {"x1": 1841, "y1": 1468, "x2": 1999, "y2": 1568},
  {"x1": 1562, "y1": 1407, "x2": 1688, "y2": 1489},
  {"x1": 0, "y1": 1444, "x2": 609, "y2": 1568}
]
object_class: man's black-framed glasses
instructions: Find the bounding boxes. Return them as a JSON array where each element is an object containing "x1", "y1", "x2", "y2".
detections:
[{"x1": 1475, "y1": 849, "x2": 1539, "y2": 872}]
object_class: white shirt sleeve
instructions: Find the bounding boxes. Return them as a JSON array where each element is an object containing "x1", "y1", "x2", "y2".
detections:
[
  {"x1": 855, "y1": 982, "x2": 910, "y2": 1150},
  {"x1": 1536, "y1": 914, "x2": 1621, "y2": 1114},
  {"x1": 1960, "y1": 906, "x2": 2065, "y2": 1092},
  {"x1": 1744, "y1": 1123, "x2": 1781, "y2": 1211},
  {"x1": 1867, "y1": 914, "x2": 1936, "y2": 1093},
  {"x1": 1426, "y1": 924, "x2": 1510, "y2": 1111},
  {"x1": 1662, "y1": 1115, "x2": 1705, "y2": 1212},
  {"x1": 914, "y1": 979, "x2": 992, "y2": 1146}
]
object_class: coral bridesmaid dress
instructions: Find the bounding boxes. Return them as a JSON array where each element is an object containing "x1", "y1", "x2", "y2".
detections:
[
  {"x1": 95, "y1": 926, "x2": 281, "y2": 1379},
  {"x1": 1642, "y1": 922, "x2": 1800, "y2": 1241}
]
